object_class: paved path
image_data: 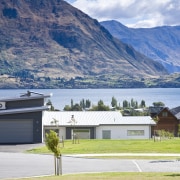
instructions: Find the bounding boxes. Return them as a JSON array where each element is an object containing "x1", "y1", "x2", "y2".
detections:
[
  {"x1": 1, "y1": 152, "x2": 180, "y2": 179},
  {"x1": 69, "y1": 153, "x2": 180, "y2": 157}
]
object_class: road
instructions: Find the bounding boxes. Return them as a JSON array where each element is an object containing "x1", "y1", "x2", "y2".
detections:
[{"x1": 0, "y1": 152, "x2": 180, "y2": 179}]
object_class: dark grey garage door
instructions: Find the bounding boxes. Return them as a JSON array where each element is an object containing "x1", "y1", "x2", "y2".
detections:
[{"x1": 0, "y1": 120, "x2": 33, "y2": 143}]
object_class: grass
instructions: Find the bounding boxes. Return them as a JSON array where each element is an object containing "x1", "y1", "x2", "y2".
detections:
[
  {"x1": 28, "y1": 139, "x2": 180, "y2": 155},
  {"x1": 13, "y1": 172, "x2": 180, "y2": 180}
]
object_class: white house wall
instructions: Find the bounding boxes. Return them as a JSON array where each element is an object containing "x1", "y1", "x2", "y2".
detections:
[
  {"x1": 96, "y1": 125, "x2": 151, "y2": 139},
  {"x1": 59, "y1": 127, "x2": 66, "y2": 140}
]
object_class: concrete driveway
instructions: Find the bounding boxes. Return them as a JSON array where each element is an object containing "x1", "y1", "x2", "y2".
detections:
[{"x1": 0, "y1": 143, "x2": 45, "y2": 153}]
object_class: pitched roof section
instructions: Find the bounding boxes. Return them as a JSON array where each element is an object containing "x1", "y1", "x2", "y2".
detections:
[
  {"x1": 149, "y1": 106, "x2": 164, "y2": 116},
  {"x1": 170, "y1": 106, "x2": 180, "y2": 120},
  {"x1": 43, "y1": 111, "x2": 155, "y2": 126}
]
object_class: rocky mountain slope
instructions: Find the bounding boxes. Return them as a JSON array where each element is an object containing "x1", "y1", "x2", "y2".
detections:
[
  {"x1": 101, "y1": 20, "x2": 180, "y2": 73},
  {"x1": 0, "y1": 0, "x2": 168, "y2": 89}
]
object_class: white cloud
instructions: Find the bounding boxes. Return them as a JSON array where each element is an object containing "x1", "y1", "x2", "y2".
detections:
[{"x1": 65, "y1": 0, "x2": 180, "y2": 28}]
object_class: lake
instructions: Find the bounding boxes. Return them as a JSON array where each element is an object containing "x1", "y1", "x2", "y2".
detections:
[{"x1": 0, "y1": 88, "x2": 179, "y2": 110}]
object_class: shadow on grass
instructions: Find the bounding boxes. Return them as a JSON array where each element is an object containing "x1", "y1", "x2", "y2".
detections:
[{"x1": 165, "y1": 174, "x2": 180, "y2": 177}]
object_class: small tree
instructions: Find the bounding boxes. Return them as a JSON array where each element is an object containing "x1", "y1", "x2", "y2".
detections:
[
  {"x1": 71, "y1": 99, "x2": 73, "y2": 109},
  {"x1": 140, "y1": 100, "x2": 146, "y2": 108},
  {"x1": 153, "y1": 102, "x2": 165, "y2": 107},
  {"x1": 85, "y1": 99, "x2": 91, "y2": 108},
  {"x1": 91, "y1": 100, "x2": 110, "y2": 111},
  {"x1": 45, "y1": 130, "x2": 62, "y2": 175},
  {"x1": 111, "y1": 96, "x2": 117, "y2": 108},
  {"x1": 123, "y1": 100, "x2": 129, "y2": 108},
  {"x1": 63, "y1": 105, "x2": 71, "y2": 111},
  {"x1": 46, "y1": 100, "x2": 55, "y2": 111},
  {"x1": 72, "y1": 103, "x2": 82, "y2": 111},
  {"x1": 80, "y1": 99, "x2": 85, "y2": 110}
]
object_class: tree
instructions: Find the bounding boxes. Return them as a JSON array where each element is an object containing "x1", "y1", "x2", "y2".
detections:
[
  {"x1": 63, "y1": 105, "x2": 71, "y2": 111},
  {"x1": 111, "y1": 96, "x2": 117, "y2": 108},
  {"x1": 45, "y1": 130, "x2": 62, "y2": 175},
  {"x1": 130, "y1": 98, "x2": 135, "y2": 108},
  {"x1": 72, "y1": 103, "x2": 82, "y2": 111},
  {"x1": 71, "y1": 99, "x2": 73, "y2": 109},
  {"x1": 140, "y1": 100, "x2": 146, "y2": 108},
  {"x1": 80, "y1": 99, "x2": 91, "y2": 109},
  {"x1": 135, "y1": 101, "x2": 138, "y2": 108},
  {"x1": 85, "y1": 99, "x2": 91, "y2": 108},
  {"x1": 91, "y1": 100, "x2": 110, "y2": 111},
  {"x1": 46, "y1": 100, "x2": 55, "y2": 111},
  {"x1": 153, "y1": 102, "x2": 165, "y2": 107},
  {"x1": 63, "y1": 104, "x2": 82, "y2": 111},
  {"x1": 123, "y1": 100, "x2": 129, "y2": 108},
  {"x1": 80, "y1": 99, "x2": 85, "y2": 109}
]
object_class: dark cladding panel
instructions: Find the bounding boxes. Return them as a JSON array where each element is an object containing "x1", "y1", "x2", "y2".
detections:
[{"x1": 6, "y1": 98, "x2": 44, "y2": 109}]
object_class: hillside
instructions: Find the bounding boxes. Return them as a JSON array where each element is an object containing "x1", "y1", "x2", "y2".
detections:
[
  {"x1": 0, "y1": 0, "x2": 168, "y2": 88},
  {"x1": 101, "y1": 20, "x2": 180, "y2": 73}
]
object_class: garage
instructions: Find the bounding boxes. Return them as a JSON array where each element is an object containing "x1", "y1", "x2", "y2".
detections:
[
  {"x1": 0, "y1": 120, "x2": 33, "y2": 144},
  {"x1": 0, "y1": 91, "x2": 51, "y2": 144}
]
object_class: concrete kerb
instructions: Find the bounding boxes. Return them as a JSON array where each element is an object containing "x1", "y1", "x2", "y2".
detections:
[{"x1": 65, "y1": 153, "x2": 180, "y2": 157}]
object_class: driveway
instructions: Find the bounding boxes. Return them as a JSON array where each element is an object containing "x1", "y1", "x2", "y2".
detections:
[{"x1": 0, "y1": 143, "x2": 45, "y2": 153}]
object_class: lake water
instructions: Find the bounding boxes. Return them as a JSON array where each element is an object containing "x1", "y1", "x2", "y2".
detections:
[{"x1": 0, "y1": 88, "x2": 179, "y2": 110}]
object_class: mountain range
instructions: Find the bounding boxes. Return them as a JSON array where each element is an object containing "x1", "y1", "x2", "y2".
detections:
[
  {"x1": 101, "y1": 20, "x2": 180, "y2": 73},
  {"x1": 0, "y1": 0, "x2": 177, "y2": 88}
]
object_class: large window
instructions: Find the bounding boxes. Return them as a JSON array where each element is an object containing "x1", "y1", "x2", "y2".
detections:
[{"x1": 127, "y1": 130, "x2": 144, "y2": 136}]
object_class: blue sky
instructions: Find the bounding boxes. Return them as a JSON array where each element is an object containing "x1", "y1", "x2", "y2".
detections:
[{"x1": 65, "y1": 0, "x2": 180, "y2": 28}]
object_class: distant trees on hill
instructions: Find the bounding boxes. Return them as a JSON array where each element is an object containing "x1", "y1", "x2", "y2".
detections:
[
  {"x1": 61, "y1": 97, "x2": 160, "y2": 116},
  {"x1": 63, "y1": 99, "x2": 91, "y2": 111}
]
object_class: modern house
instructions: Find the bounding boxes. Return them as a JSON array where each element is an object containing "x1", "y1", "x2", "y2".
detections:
[
  {"x1": 0, "y1": 91, "x2": 51, "y2": 144},
  {"x1": 43, "y1": 111, "x2": 156, "y2": 140}
]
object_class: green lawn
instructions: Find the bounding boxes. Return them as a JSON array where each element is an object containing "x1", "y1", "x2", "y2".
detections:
[
  {"x1": 28, "y1": 139, "x2": 180, "y2": 154},
  {"x1": 15, "y1": 172, "x2": 180, "y2": 180}
]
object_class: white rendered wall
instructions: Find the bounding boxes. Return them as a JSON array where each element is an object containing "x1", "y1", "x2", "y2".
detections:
[{"x1": 96, "y1": 125, "x2": 151, "y2": 139}]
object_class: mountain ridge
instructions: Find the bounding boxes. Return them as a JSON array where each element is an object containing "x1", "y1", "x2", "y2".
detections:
[
  {"x1": 100, "y1": 20, "x2": 180, "y2": 73},
  {"x1": 0, "y1": 0, "x2": 168, "y2": 88}
]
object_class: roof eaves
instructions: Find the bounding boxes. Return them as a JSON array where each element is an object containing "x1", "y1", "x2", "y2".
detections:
[
  {"x1": 0, "y1": 106, "x2": 49, "y2": 115},
  {"x1": 0, "y1": 94, "x2": 51, "y2": 102}
]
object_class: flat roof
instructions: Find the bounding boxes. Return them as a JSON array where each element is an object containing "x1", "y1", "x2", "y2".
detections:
[
  {"x1": 0, "y1": 94, "x2": 51, "y2": 102},
  {"x1": 0, "y1": 106, "x2": 49, "y2": 115}
]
